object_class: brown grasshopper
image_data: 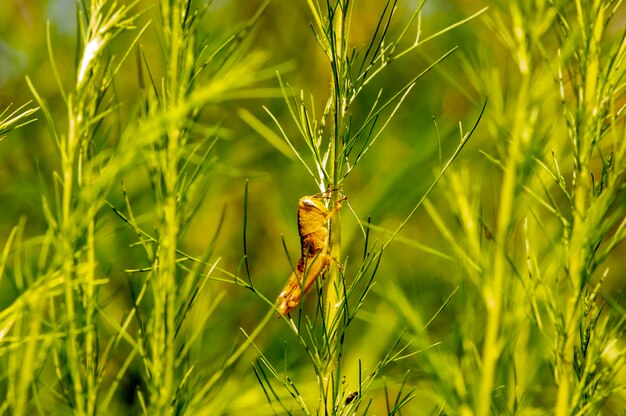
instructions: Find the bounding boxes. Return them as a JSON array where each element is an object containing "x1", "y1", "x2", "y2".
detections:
[{"x1": 276, "y1": 191, "x2": 346, "y2": 316}]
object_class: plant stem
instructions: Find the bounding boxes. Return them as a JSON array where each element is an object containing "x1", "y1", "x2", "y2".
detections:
[
  {"x1": 149, "y1": 1, "x2": 184, "y2": 413},
  {"x1": 324, "y1": 2, "x2": 347, "y2": 413},
  {"x1": 477, "y1": 73, "x2": 530, "y2": 416},
  {"x1": 56, "y1": 1, "x2": 137, "y2": 412},
  {"x1": 556, "y1": 2, "x2": 601, "y2": 412},
  {"x1": 61, "y1": 107, "x2": 85, "y2": 414},
  {"x1": 85, "y1": 211, "x2": 97, "y2": 415},
  {"x1": 555, "y1": 129, "x2": 591, "y2": 416}
]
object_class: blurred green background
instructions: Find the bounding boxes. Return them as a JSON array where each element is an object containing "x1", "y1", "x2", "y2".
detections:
[{"x1": 1, "y1": 0, "x2": 625, "y2": 414}]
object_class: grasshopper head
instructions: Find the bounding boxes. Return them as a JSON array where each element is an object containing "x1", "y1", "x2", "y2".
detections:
[{"x1": 298, "y1": 196, "x2": 326, "y2": 212}]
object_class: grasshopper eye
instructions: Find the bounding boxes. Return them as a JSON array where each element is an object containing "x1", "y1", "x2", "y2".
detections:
[{"x1": 302, "y1": 198, "x2": 317, "y2": 207}]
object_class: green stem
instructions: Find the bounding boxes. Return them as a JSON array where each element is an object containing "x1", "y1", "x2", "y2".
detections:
[
  {"x1": 555, "y1": 149, "x2": 590, "y2": 416},
  {"x1": 555, "y1": 88, "x2": 592, "y2": 416},
  {"x1": 86, "y1": 214, "x2": 96, "y2": 415},
  {"x1": 63, "y1": 96, "x2": 86, "y2": 416},
  {"x1": 324, "y1": 2, "x2": 347, "y2": 413},
  {"x1": 476, "y1": 150, "x2": 514, "y2": 416},
  {"x1": 477, "y1": 75, "x2": 529, "y2": 416},
  {"x1": 150, "y1": 1, "x2": 183, "y2": 413},
  {"x1": 557, "y1": 3, "x2": 600, "y2": 411}
]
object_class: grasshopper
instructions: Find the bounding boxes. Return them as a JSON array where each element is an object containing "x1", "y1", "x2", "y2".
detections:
[{"x1": 276, "y1": 191, "x2": 346, "y2": 316}]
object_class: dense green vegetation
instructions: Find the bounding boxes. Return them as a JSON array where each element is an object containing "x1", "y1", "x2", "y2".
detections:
[{"x1": 0, "y1": 0, "x2": 625, "y2": 414}]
